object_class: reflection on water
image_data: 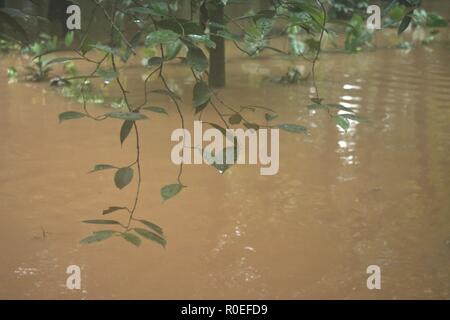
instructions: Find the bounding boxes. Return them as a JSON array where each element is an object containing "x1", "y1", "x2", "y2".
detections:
[{"x1": 0, "y1": 37, "x2": 449, "y2": 299}]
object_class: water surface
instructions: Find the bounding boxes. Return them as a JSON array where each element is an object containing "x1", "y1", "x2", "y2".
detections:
[{"x1": 0, "y1": 35, "x2": 449, "y2": 299}]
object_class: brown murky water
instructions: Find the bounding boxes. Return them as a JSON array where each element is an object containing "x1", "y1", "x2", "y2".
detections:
[{"x1": 0, "y1": 31, "x2": 450, "y2": 299}]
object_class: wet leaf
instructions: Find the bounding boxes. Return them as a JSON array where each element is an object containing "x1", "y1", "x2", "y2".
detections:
[
  {"x1": 244, "y1": 122, "x2": 260, "y2": 131},
  {"x1": 308, "y1": 103, "x2": 328, "y2": 110},
  {"x1": 147, "y1": 56, "x2": 163, "y2": 66},
  {"x1": 161, "y1": 183, "x2": 183, "y2": 201},
  {"x1": 149, "y1": 89, "x2": 181, "y2": 101},
  {"x1": 310, "y1": 97, "x2": 323, "y2": 104},
  {"x1": 90, "y1": 164, "x2": 116, "y2": 173},
  {"x1": 193, "y1": 81, "x2": 211, "y2": 110},
  {"x1": 333, "y1": 115, "x2": 350, "y2": 131},
  {"x1": 398, "y1": 13, "x2": 412, "y2": 35},
  {"x1": 44, "y1": 56, "x2": 83, "y2": 67},
  {"x1": 105, "y1": 112, "x2": 148, "y2": 121},
  {"x1": 82, "y1": 219, "x2": 121, "y2": 225},
  {"x1": 89, "y1": 43, "x2": 118, "y2": 56},
  {"x1": 121, "y1": 232, "x2": 141, "y2": 247},
  {"x1": 164, "y1": 40, "x2": 182, "y2": 60},
  {"x1": 134, "y1": 228, "x2": 166, "y2": 247},
  {"x1": 6, "y1": 66, "x2": 17, "y2": 79},
  {"x1": 216, "y1": 30, "x2": 241, "y2": 41},
  {"x1": 340, "y1": 113, "x2": 367, "y2": 123},
  {"x1": 80, "y1": 230, "x2": 115, "y2": 244},
  {"x1": 0, "y1": 10, "x2": 29, "y2": 44},
  {"x1": 102, "y1": 206, "x2": 126, "y2": 215},
  {"x1": 64, "y1": 31, "x2": 74, "y2": 46},
  {"x1": 120, "y1": 120, "x2": 134, "y2": 145},
  {"x1": 138, "y1": 219, "x2": 164, "y2": 236},
  {"x1": 183, "y1": 21, "x2": 205, "y2": 35},
  {"x1": 229, "y1": 113, "x2": 242, "y2": 125},
  {"x1": 129, "y1": 1, "x2": 169, "y2": 16},
  {"x1": 427, "y1": 13, "x2": 448, "y2": 28},
  {"x1": 96, "y1": 68, "x2": 118, "y2": 82},
  {"x1": 264, "y1": 113, "x2": 278, "y2": 122},
  {"x1": 127, "y1": 7, "x2": 156, "y2": 15},
  {"x1": 323, "y1": 104, "x2": 354, "y2": 113},
  {"x1": 205, "y1": 147, "x2": 237, "y2": 174},
  {"x1": 277, "y1": 123, "x2": 308, "y2": 134},
  {"x1": 114, "y1": 167, "x2": 134, "y2": 189},
  {"x1": 187, "y1": 35, "x2": 216, "y2": 49},
  {"x1": 205, "y1": 122, "x2": 227, "y2": 137},
  {"x1": 186, "y1": 46, "x2": 208, "y2": 72},
  {"x1": 145, "y1": 29, "x2": 179, "y2": 47},
  {"x1": 58, "y1": 111, "x2": 86, "y2": 123},
  {"x1": 142, "y1": 106, "x2": 168, "y2": 115}
]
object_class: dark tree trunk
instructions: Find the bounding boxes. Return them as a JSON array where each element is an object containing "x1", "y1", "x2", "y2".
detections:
[
  {"x1": 208, "y1": 3, "x2": 225, "y2": 88},
  {"x1": 48, "y1": 0, "x2": 70, "y2": 37}
]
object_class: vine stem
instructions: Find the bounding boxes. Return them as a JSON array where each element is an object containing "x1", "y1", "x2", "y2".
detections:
[
  {"x1": 311, "y1": 0, "x2": 327, "y2": 101},
  {"x1": 110, "y1": 54, "x2": 142, "y2": 231},
  {"x1": 158, "y1": 39, "x2": 185, "y2": 186}
]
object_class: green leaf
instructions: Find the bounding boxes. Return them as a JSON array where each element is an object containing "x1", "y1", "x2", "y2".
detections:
[
  {"x1": 324, "y1": 104, "x2": 354, "y2": 113},
  {"x1": 105, "y1": 112, "x2": 148, "y2": 121},
  {"x1": 102, "y1": 206, "x2": 127, "y2": 215},
  {"x1": 149, "y1": 89, "x2": 181, "y2": 101},
  {"x1": 82, "y1": 219, "x2": 121, "y2": 225},
  {"x1": 186, "y1": 46, "x2": 208, "y2": 72},
  {"x1": 333, "y1": 115, "x2": 350, "y2": 131},
  {"x1": 147, "y1": 56, "x2": 163, "y2": 66},
  {"x1": 216, "y1": 30, "x2": 241, "y2": 41},
  {"x1": 120, "y1": 120, "x2": 134, "y2": 145},
  {"x1": 64, "y1": 31, "x2": 74, "y2": 46},
  {"x1": 89, "y1": 43, "x2": 118, "y2": 55},
  {"x1": 126, "y1": 7, "x2": 155, "y2": 15},
  {"x1": 114, "y1": 167, "x2": 134, "y2": 189},
  {"x1": 193, "y1": 81, "x2": 211, "y2": 108},
  {"x1": 164, "y1": 39, "x2": 182, "y2": 60},
  {"x1": 244, "y1": 122, "x2": 260, "y2": 131},
  {"x1": 156, "y1": 19, "x2": 184, "y2": 34},
  {"x1": 205, "y1": 147, "x2": 236, "y2": 174},
  {"x1": 138, "y1": 219, "x2": 164, "y2": 236},
  {"x1": 161, "y1": 183, "x2": 183, "y2": 201},
  {"x1": 264, "y1": 113, "x2": 278, "y2": 122},
  {"x1": 277, "y1": 123, "x2": 308, "y2": 134},
  {"x1": 205, "y1": 122, "x2": 227, "y2": 137},
  {"x1": 427, "y1": 13, "x2": 448, "y2": 28},
  {"x1": 80, "y1": 230, "x2": 115, "y2": 244},
  {"x1": 90, "y1": 164, "x2": 116, "y2": 173},
  {"x1": 187, "y1": 35, "x2": 216, "y2": 49},
  {"x1": 308, "y1": 103, "x2": 327, "y2": 110},
  {"x1": 96, "y1": 68, "x2": 118, "y2": 82},
  {"x1": 131, "y1": 1, "x2": 169, "y2": 16},
  {"x1": 0, "y1": 10, "x2": 29, "y2": 44},
  {"x1": 398, "y1": 14, "x2": 412, "y2": 35},
  {"x1": 134, "y1": 228, "x2": 166, "y2": 247},
  {"x1": 6, "y1": 66, "x2": 17, "y2": 79},
  {"x1": 340, "y1": 113, "x2": 367, "y2": 123},
  {"x1": 142, "y1": 106, "x2": 168, "y2": 115},
  {"x1": 44, "y1": 56, "x2": 83, "y2": 67},
  {"x1": 58, "y1": 111, "x2": 86, "y2": 123},
  {"x1": 145, "y1": 29, "x2": 179, "y2": 47},
  {"x1": 229, "y1": 113, "x2": 242, "y2": 125},
  {"x1": 121, "y1": 232, "x2": 141, "y2": 247},
  {"x1": 256, "y1": 17, "x2": 273, "y2": 36}
]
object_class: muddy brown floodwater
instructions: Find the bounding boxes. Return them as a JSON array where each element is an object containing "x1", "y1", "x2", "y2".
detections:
[{"x1": 0, "y1": 31, "x2": 450, "y2": 299}]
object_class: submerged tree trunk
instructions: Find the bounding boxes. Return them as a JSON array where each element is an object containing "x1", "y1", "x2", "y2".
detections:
[{"x1": 208, "y1": 3, "x2": 225, "y2": 88}]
